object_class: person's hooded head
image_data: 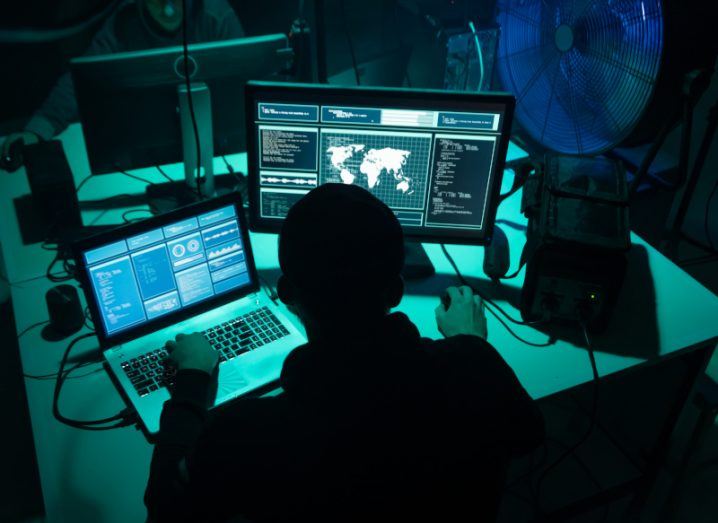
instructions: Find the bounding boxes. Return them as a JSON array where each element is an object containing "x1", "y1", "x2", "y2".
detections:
[
  {"x1": 142, "y1": 0, "x2": 185, "y2": 33},
  {"x1": 277, "y1": 184, "x2": 405, "y2": 338}
]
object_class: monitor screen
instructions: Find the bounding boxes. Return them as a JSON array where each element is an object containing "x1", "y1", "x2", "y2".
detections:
[
  {"x1": 79, "y1": 202, "x2": 254, "y2": 340},
  {"x1": 245, "y1": 82, "x2": 515, "y2": 243},
  {"x1": 71, "y1": 34, "x2": 289, "y2": 174}
]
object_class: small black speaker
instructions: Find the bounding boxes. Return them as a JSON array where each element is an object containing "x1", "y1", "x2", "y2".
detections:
[{"x1": 46, "y1": 285, "x2": 85, "y2": 337}]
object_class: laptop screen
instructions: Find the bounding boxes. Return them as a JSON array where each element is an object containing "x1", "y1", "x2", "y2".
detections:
[{"x1": 80, "y1": 202, "x2": 254, "y2": 339}]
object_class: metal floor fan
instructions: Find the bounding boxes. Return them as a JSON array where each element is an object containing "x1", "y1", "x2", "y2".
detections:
[{"x1": 495, "y1": 0, "x2": 664, "y2": 155}]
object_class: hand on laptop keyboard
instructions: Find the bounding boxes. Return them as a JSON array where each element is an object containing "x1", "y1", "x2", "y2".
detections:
[
  {"x1": 165, "y1": 333, "x2": 219, "y2": 376},
  {"x1": 123, "y1": 308, "x2": 290, "y2": 398}
]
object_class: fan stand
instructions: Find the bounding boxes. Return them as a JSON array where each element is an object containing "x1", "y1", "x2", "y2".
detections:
[
  {"x1": 628, "y1": 69, "x2": 712, "y2": 196},
  {"x1": 626, "y1": 67, "x2": 715, "y2": 257},
  {"x1": 660, "y1": 93, "x2": 718, "y2": 256}
]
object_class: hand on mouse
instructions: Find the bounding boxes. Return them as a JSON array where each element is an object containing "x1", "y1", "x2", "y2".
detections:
[
  {"x1": 435, "y1": 286, "x2": 488, "y2": 339},
  {"x1": 165, "y1": 332, "x2": 218, "y2": 375},
  {"x1": 1, "y1": 131, "x2": 38, "y2": 159}
]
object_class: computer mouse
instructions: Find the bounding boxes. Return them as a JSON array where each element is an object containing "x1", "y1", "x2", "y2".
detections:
[
  {"x1": 45, "y1": 284, "x2": 84, "y2": 337},
  {"x1": 483, "y1": 225, "x2": 510, "y2": 281},
  {"x1": 0, "y1": 138, "x2": 24, "y2": 173}
]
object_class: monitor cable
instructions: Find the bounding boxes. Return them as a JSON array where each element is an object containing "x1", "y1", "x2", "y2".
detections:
[
  {"x1": 340, "y1": 0, "x2": 361, "y2": 85},
  {"x1": 468, "y1": 20, "x2": 485, "y2": 91},
  {"x1": 16, "y1": 320, "x2": 50, "y2": 339},
  {"x1": 440, "y1": 244, "x2": 553, "y2": 348},
  {"x1": 75, "y1": 173, "x2": 93, "y2": 194},
  {"x1": 534, "y1": 317, "x2": 600, "y2": 515},
  {"x1": 156, "y1": 165, "x2": 204, "y2": 203},
  {"x1": 47, "y1": 250, "x2": 76, "y2": 283},
  {"x1": 221, "y1": 156, "x2": 244, "y2": 183},
  {"x1": 117, "y1": 168, "x2": 157, "y2": 186},
  {"x1": 52, "y1": 331, "x2": 136, "y2": 430},
  {"x1": 181, "y1": 0, "x2": 203, "y2": 199}
]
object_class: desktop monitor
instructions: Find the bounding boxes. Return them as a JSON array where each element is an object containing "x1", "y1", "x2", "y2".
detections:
[
  {"x1": 71, "y1": 34, "x2": 291, "y2": 176},
  {"x1": 244, "y1": 81, "x2": 515, "y2": 245}
]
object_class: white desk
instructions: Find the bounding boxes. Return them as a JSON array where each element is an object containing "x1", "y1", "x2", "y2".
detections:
[
  {"x1": 3, "y1": 125, "x2": 718, "y2": 522},
  {"x1": 0, "y1": 124, "x2": 245, "y2": 286}
]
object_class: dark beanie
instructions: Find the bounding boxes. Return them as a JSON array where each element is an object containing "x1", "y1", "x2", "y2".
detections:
[{"x1": 278, "y1": 184, "x2": 404, "y2": 300}]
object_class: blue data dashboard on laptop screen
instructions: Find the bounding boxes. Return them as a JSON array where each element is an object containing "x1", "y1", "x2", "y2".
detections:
[{"x1": 83, "y1": 205, "x2": 252, "y2": 337}]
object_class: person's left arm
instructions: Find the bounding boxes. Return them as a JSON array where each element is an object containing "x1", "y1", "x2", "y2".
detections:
[{"x1": 144, "y1": 333, "x2": 218, "y2": 523}]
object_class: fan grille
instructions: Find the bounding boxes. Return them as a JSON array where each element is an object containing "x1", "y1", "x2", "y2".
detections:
[{"x1": 497, "y1": 0, "x2": 664, "y2": 155}]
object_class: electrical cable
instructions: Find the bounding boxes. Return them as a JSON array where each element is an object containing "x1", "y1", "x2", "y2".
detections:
[
  {"x1": 221, "y1": 156, "x2": 244, "y2": 183},
  {"x1": 180, "y1": 0, "x2": 203, "y2": 198},
  {"x1": 501, "y1": 265, "x2": 523, "y2": 280},
  {"x1": 339, "y1": 0, "x2": 361, "y2": 85},
  {"x1": 221, "y1": 156, "x2": 235, "y2": 175},
  {"x1": 534, "y1": 319, "x2": 600, "y2": 514},
  {"x1": 468, "y1": 20, "x2": 485, "y2": 91},
  {"x1": 16, "y1": 320, "x2": 49, "y2": 339},
  {"x1": 117, "y1": 169, "x2": 156, "y2": 186},
  {"x1": 440, "y1": 244, "x2": 551, "y2": 337},
  {"x1": 155, "y1": 165, "x2": 174, "y2": 184},
  {"x1": 483, "y1": 301, "x2": 553, "y2": 348},
  {"x1": 156, "y1": 165, "x2": 201, "y2": 203},
  {"x1": 25, "y1": 360, "x2": 100, "y2": 381},
  {"x1": 52, "y1": 332, "x2": 134, "y2": 430},
  {"x1": 46, "y1": 250, "x2": 74, "y2": 283},
  {"x1": 75, "y1": 173, "x2": 93, "y2": 194}
]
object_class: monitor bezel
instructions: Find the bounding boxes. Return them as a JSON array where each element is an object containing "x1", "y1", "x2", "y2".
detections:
[
  {"x1": 70, "y1": 33, "x2": 289, "y2": 175},
  {"x1": 244, "y1": 81, "x2": 516, "y2": 245},
  {"x1": 72, "y1": 192, "x2": 260, "y2": 349}
]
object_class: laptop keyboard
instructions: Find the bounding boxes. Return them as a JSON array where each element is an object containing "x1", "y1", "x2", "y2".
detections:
[{"x1": 119, "y1": 306, "x2": 290, "y2": 397}]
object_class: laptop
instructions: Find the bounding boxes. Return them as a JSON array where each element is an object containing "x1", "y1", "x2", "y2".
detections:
[{"x1": 73, "y1": 192, "x2": 306, "y2": 435}]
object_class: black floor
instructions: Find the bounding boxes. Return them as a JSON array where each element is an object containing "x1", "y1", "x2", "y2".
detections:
[{"x1": 0, "y1": 302, "x2": 45, "y2": 522}]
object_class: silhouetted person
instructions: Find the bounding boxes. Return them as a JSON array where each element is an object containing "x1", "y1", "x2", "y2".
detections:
[
  {"x1": 1, "y1": 0, "x2": 243, "y2": 160},
  {"x1": 145, "y1": 184, "x2": 544, "y2": 523}
]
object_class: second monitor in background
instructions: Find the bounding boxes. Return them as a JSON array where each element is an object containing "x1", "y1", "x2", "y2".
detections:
[
  {"x1": 71, "y1": 34, "x2": 292, "y2": 198},
  {"x1": 244, "y1": 81, "x2": 515, "y2": 275}
]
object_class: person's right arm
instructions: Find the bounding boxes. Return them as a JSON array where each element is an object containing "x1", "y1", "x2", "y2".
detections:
[
  {"x1": 435, "y1": 286, "x2": 545, "y2": 455},
  {"x1": 435, "y1": 285, "x2": 488, "y2": 339}
]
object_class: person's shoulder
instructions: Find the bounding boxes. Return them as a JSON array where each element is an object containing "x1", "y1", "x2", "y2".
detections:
[{"x1": 201, "y1": 0, "x2": 238, "y2": 18}]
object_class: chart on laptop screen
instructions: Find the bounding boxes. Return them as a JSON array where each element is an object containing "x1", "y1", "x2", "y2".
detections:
[{"x1": 82, "y1": 205, "x2": 252, "y2": 336}]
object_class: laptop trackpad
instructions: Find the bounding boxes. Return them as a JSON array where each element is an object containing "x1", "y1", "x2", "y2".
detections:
[{"x1": 215, "y1": 363, "x2": 249, "y2": 404}]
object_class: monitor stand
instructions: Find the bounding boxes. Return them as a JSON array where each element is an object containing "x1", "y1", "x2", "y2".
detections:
[
  {"x1": 146, "y1": 81, "x2": 237, "y2": 213},
  {"x1": 403, "y1": 242, "x2": 435, "y2": 280},
  {"x1": 179, "y1": 81, "x2": 215, "y2": 197}
]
